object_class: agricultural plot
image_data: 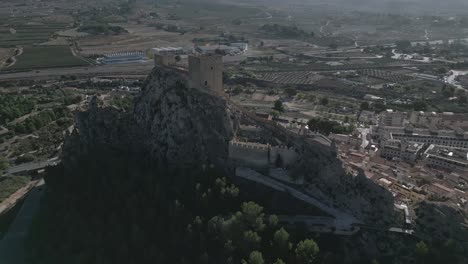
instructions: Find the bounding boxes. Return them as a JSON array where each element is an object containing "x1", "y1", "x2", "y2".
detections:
[
  {"x1": 163, "y1": 1, "x2": 261, "y2": 20},
  {"x1": 255, "y1": 71, "x2": 323, "y2": 85},
  {"x1": 0, "y1": 23, "x2": 68, "y2": 47},
  {"x1": 7, "y1": 45, "x2": 89, "y2": 70},
  {"x1": 359, "y1": 69, "x2": 416, "y2": 83}
]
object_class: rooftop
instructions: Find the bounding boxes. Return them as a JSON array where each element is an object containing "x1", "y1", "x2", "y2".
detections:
[{"x1": 425, "y1": 145, "x2": 468, "y2": 164}]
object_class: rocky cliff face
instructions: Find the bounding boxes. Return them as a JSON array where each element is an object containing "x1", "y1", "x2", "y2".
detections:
[
  {"x1": 62, "y1": 66, "x2": 234, "y2": 167},
  {"x1": 133, "y1": 66, "x2": 234, "y2": 165}
]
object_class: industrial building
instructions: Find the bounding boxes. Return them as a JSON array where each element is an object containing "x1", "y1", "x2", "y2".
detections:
[{"x1": 97, "y1": 52, "x2": 149, "y2": 65}]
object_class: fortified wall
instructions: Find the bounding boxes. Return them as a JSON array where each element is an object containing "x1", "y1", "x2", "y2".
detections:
[{"x1": 228, "y1": 140, "x2": 298, "y2": 168}]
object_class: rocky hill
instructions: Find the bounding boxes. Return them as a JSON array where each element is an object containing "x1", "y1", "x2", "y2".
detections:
[
  {"x1": 61, "y1": 64, "x2": 393, "y2": 226},
  {"x1": 62, "y1": 66, "x2": 234, "y2": 169}
]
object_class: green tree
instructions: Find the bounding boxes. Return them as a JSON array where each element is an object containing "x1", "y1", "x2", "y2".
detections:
[
  {"x1": 243, "y1": 230, "x2": 261, "y2": 250},
  {"x1": 295, "y1": 239, "x2": 319, "y2": 264},
  {"x1": 241, "y1": 202, "x2": 265, "y2": 231},
  {"x1": 273, "y1": 228, "x2": 291, "y2": 253},
  {"x1": 268, "y1": 215, "x2": 279, "y2": 228},
  {"x1": 415, "y1": 241, "x2": 428, "y2": 263},
  {"x1": 273, "y1": 100, "x2": 285, "y2": 113},
  {"x1": 0, "y1": 157, "x2": 9, "y2": 172},
  {"x1": 360, "y1": 101, "x2": 370, "y2": 110},
  {"x1": 248, "y1": 251, "x2": 264, "y2": 264},
  {"x1": 273, "y1": 259, "x2": 285, "y2": 264},
  {"x1": 284, "y1": 87, "x2": 297, "y2": 97},
  {"x1": 320, "y1": 97, "x2": 329, "y2": 106},
  {"x1": 395, "y1": 40, "x2": 412, "y2": 51},
  {"x1": 413, "y1": 100, "x2": 428, "y2": 111}
]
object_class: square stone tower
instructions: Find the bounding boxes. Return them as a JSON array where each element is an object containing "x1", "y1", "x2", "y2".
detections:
[{"x1": 188, "y1": 54, "x2": 223, "y2": 93}]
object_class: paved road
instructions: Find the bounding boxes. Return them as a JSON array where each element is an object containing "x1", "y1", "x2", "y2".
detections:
[
  {"x1": 235, "y1": 167, "x2": 360, "y2": 230},
  {"x1": 0, "y1": 180, "x2": 45, "y2": 264},
  {"x1": 5, "y1": 158, "x2": 59, "y2": 175},
  {"x1": 0, "y1": 62, "x2": 154, "y2": 81},
  {"x1": 277, "y1": 215, "x2": 360, "y2": 235}
]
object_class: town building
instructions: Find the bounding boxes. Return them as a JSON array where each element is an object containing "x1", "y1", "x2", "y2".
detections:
[
  {"x1": 380, "y1": 139, "x2": 425, "y2": 163},
  {"x1": 408, "y1": 111, "x2": 468, "y2": 129},
  {"x1": 329, "y1": 133, "x2": 362, "y2": 148},
  {"x1": 424, "y1": 144, "x2": 468, "y2": 174},
  {"x1": 358, "y1": 110, "x2": 378, "y2": 125},
  {"x1": 379, "y1": 109, "x2": 407, "y2": 127},
  {"x1": 372, "y1": 126, "x2": 468, "y2": 149}
]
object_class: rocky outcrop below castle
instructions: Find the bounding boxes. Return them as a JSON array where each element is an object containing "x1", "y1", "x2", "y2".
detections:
[
  {"x1": 61, "y1": 65, "x2": 393, "y2": 226},
  {"x1": 62, "y1": 66, "x2": 234, "y2": 169}
]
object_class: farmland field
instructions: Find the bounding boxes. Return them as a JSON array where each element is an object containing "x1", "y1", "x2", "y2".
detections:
[
  {"x1": 0, "y1": 23, "x2": 69, "y2": 48},
  {"x1": 7, "y1": 45, "x2": 89, "y2": 70}
]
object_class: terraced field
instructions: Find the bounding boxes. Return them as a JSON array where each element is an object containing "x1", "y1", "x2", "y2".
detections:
[
  {"x1": 255, "y1": 71, "x2": 323, "y2": 85},
  {"x1": 358, "y1": 69, "x2": 416, "y2": 83}
]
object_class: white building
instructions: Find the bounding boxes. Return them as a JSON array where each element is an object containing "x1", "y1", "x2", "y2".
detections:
[
  {"x1": 372, "y1": 126, "x2": 468, "y2": 149},
  {"x1": 380, "y1": 139, "x2": 425, "y2": 163},
  {"x1": 152, "y1": 47, "x2": 184, "y2": 56},
  {"x1": 424, "y1": 145, "x2": 468, "y2": 174}
]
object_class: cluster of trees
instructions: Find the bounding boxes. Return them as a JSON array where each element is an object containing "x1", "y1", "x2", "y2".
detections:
[
  {"x1": 78, "y1": 23, "x2": 127, "y2": 35},
  {"x1": 27, "y1": 150, "x2": 321, "y2": 264},
  {"x1": 441, "y1": 85, "x2": 467, "y2": 104},
  {"x1": 12, "y1": 107, "x2": 71, "y2": 134},
  {"x1": 204, "y1": 201, "x2": 319, "y2": 264},
  {"x1": 0, "y1": 157, "x2": 9, "y2": 174},
  {"x1": 261, "y1": 24, "x2": 314, "y2": 39},
  {"x1": 110, "y1": 95, "x2": 134, "y2": 111},
  {"x1": 307, "y1": 117, "x2": 354, "y2": 135},
  {"x1": 0, "y1": 95, "x2": 35, "y2": 125},
  {"x1": 411, "y1": 239, "x2": 466, "y2": 264}
]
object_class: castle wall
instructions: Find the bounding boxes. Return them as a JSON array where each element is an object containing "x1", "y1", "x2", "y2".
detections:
[
  {"x1": 229, "y1": 141, "x2": 269, "y2": 168},
  {"x1": 228, "y1": 140, "x2": 298, "y2": 168},
  {"x1": 154, "y1": 54, "x2": 175, "y2": 66},
  {"x1": 270, "y1": 146, "x2": 298, "y2": 166}
]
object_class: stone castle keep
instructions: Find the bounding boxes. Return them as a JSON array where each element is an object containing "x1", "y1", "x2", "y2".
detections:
[
  {"x1": 188, "y1": 55, "x2": 223, "y2": 93},
  {"x1": 154, "y1": 53, "x2": 224, "y2": 93}
]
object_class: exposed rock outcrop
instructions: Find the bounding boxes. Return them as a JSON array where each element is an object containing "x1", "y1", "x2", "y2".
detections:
[{"x1": 62, "y1": 66, "x2": 234, "y2": 168}]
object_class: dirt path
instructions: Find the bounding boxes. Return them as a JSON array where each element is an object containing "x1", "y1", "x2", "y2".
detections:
[
  {"x1": 0, "y1": 181, "x2": 38, "y2": 215},
  {"x1": 4, "y1": 48, "x2": 23, "y2": 68}
]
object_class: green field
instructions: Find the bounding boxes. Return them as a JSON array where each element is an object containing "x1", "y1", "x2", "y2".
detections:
[
  {"x1": 0, "y1": 176, "x2": 30, "y2": 203},
  {"x1": 166, "y1": 1, "x2": 261, "y2": 20},
  {"x1": 0, "y1": 23, "x2": 68, "y2": 47},
  {"x1": 7, "y1": 45, "x2": 89, "y2": 70}
]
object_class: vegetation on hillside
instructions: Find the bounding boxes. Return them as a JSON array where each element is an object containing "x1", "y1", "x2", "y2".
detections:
[
  {"x1": 26, "y1": 152, "x2": 320, "y2": 264},
  {"x1": 78, "y1": 23, "x2": 127, "y2": 35}
]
